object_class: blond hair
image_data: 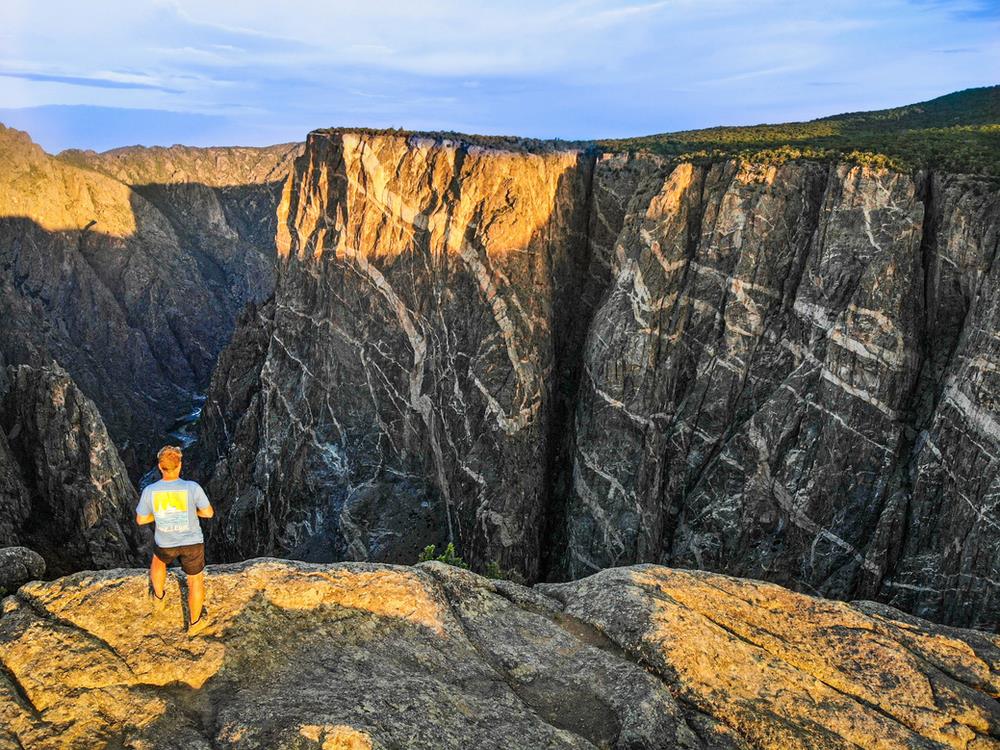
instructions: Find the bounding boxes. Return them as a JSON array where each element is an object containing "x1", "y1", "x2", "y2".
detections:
[{"x1": 157, "y1": 445, "x2": 183, "y2": 471}]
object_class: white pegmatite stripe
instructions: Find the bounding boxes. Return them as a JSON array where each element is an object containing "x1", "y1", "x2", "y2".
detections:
[
  {"x1": 779, "y1": 338, "x2": 900, "y2": 420},
  {"x1": 338, "y1": 240, "x2": 455, "y2": 539},
  {"x1": 943, "y1": 385, "x2": 1000, "y2": 442}
]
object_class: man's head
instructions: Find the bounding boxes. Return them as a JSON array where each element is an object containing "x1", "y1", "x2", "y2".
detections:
[{"x1": 157, "y1": 445, "x2": 183, "y2": 480}]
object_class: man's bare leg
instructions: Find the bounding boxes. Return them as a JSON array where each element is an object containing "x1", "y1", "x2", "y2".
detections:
[
  {"x1": 149, "y1": 555, "x2": 168, "y2": 614},
  {"x1": 187, "y1": 571, "x2": 205, "y2": 626},
  {"x1": 150, "y1": 554, "x2": 167, "y2": 598}
]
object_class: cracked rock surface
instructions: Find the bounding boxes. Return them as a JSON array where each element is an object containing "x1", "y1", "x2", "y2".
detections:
[{"x1": 1, "y1": 559, "x2": 998, "y2": 749}]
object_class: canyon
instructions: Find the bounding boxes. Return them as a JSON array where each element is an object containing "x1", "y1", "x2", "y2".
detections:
[
  {"x1": 200, "y1": 129, "x2": 1000, "y2": 631},
  {"x1": 0, "y1": 124, "x2": 300, "y2": 476},
  {"x1": 0, "y1": 87, "x2": 999, "y2": 748},
  {"x1": 0, "y1": 88, "x2": 998, "y2": 634}
]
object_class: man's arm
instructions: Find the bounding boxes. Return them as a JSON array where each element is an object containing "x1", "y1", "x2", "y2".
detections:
[
  {"x1": 194, "y1": 483, "x2": 214, "y2": 518},
  {"x1": 135, "y1": 489, "x2": 154, "y2": 525}
]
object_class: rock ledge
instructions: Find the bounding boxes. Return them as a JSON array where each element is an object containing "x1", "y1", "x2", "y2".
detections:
[{"x1": 1, "y1": 560, "x2": 998, "y2": 749}]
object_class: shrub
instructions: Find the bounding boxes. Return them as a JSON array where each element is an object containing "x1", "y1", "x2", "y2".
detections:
[{"x1": 417, "y1": 542, "x2": 468, "y2": 569}]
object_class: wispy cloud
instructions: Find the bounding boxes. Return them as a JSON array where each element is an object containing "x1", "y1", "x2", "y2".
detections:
[
  {"x1": 574, "y1": 1, "x2": 671, "y2": 28},
  {"x1": 0, "y1": 70, "x2": 182, "y2": 93},
  {"x1": 698, "y1": 64, "x2": 808, "y2": 86}
]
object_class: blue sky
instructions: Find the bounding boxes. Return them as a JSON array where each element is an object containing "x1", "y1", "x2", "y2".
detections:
[{"x1": 1, "y1": 0, "x2": 998, "y2": 152}]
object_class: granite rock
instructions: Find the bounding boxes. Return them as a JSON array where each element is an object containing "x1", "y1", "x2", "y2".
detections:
[
  {"x1": 1, "y1": 559, "x2": 997, "y2": 749},
  {"x1": 203, "y1": 132, "x2": 598, "y2": 578},
  {"x1": 561, "y1": 159, "x2": 1000, "y2": 629},
  {"x1": 201, "y1": 132, "x2": 1000, "y2": 627}
]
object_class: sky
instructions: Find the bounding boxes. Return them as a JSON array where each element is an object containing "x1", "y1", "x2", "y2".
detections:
[{"x1": 0, "y1": 0, "x2": 998, "y2": 153}]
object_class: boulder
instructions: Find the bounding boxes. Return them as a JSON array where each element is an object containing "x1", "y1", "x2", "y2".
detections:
[{"x1": 0, "y1": 547, "x2": 44, "y2": 594}]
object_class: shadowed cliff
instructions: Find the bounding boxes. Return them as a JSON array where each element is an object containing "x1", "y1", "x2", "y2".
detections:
[
  {"x1": 0, "y1": 124, "x2": 302, "y2": 476},
  {"x1": 0, "y1": 365, "x2": 144, "y2": 577}
]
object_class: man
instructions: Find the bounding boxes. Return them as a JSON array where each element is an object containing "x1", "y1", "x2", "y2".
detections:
[{"x1": 136, "y1": 445, "x2": 214, "y2": 636}]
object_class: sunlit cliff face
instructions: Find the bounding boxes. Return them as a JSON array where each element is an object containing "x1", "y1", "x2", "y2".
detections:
[
  {"x1": 221, "y1": 130, "x2": 595, "y2": 576},
  {"x1": 277, "y1": 132, "x2": 582, "y2": 263},
  {"x1": 0, "y1": 125, "x2": 138, "y2": 236}
]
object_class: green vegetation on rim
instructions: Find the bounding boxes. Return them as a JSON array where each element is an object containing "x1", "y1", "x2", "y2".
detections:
[
  {"x1": 599, "y1": 85, "x2": 1000, "y2": 176},
  {"x1": 416, "y1": 544, "x2": 525, "y2": 583},
  {"x1": 312, "y1": 87, "x2": 999, "y2": 175},
  {"x1": 417, "y1": 542, "x2": 469, "y2": 569}
]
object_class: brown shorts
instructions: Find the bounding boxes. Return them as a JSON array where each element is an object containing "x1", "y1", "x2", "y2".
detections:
[{"x1": 153, "y1": 543, "x2": 205, "y2": 575}]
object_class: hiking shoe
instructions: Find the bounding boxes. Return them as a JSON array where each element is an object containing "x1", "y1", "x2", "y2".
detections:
[
  {"x1": 187, "y1": 610, "x2": 210, "y2": 637},
  {"x1": 149, "y1": 589, "x2": 167, "y2": 614}
]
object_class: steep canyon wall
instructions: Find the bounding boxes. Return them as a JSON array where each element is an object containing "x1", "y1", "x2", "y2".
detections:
[
  {"x1": 202, "y1": 131, "x2": 597, "y2": 577},
  {"x1": 203, "y1": 131, "x2": 1000, "y2": 627}
]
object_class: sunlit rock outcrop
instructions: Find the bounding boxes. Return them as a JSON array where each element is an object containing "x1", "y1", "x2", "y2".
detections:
[
  {"x1": 1, "y1": 560, "x2": 998, "y2": 749},
  {"x1": 542, "y1": 565, "x2": 1000, "y2": 750}
]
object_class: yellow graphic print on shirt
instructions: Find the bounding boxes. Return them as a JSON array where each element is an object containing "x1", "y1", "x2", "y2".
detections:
[{"x1": 152, "y1": 490, "x2": 190, "y2": 534}]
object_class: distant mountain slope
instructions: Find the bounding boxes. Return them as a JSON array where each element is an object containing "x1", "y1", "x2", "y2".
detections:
[
  {"x1": 58, "y1": 142, "x2": 301, "y2": 189},
  {"x1": 600, "y1": 85, "x2": 1000, "y2": 175}
]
